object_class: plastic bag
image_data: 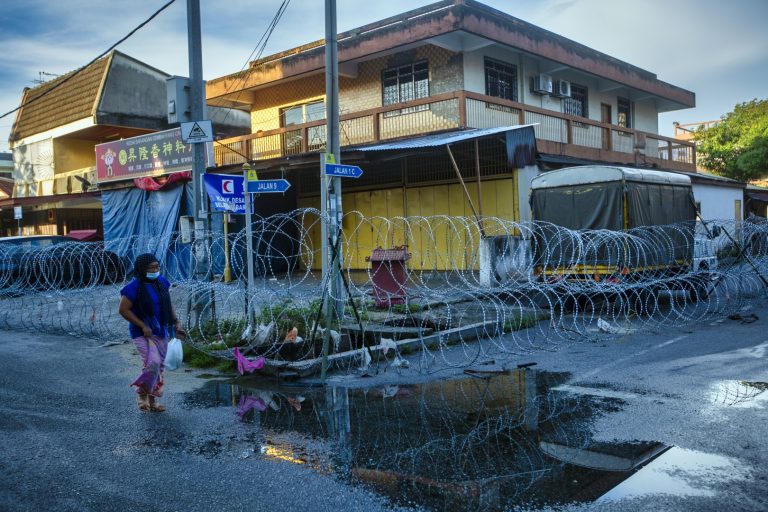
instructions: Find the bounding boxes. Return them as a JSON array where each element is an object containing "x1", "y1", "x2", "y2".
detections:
[{"x1": 165, "y1": 337, "x2": 183, "y2": 371}]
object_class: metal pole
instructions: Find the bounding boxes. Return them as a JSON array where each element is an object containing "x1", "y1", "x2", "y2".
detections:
[
  {"x1": 187, "y1": 0, "x2": 211, "y2": 326},
  {"x1": 243, "y1": 165, "x2": 256, "y2": 325},
  {"x1": 223, "y1": 213, "x2": 231, "y2": 283},
  {"x1": 187, "y1": 0, "x2": 206, "y2": 223},
  {"x1": 322, "y1": 0, "x2": 344, "y2": 381},
  {"x1": 446, "y1": 144, "x2": 485, "y2": 237}
]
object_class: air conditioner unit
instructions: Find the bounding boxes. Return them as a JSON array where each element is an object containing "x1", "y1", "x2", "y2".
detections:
[
  {"x1": 554, "y1": 80, "x2": 571, "y2": 98},
  {"x1": 531, "y1": 73, "x2": 553, "y2": 95}
]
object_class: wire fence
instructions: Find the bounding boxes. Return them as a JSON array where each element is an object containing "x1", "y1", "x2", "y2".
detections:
[{"x1": 1, "y1": 210, "x2": 766, "y2": 376}]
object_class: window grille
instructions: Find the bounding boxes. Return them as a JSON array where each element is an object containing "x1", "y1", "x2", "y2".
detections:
[
  {"x1": 484, "y1": 58, "x2": 518, "y2": 101},
  {"x1": 562, "y1": 83, "x2": 588, "y2": 118},
  {"x1": 382, "y1": 61, "x2": 429, "y2": 117}
]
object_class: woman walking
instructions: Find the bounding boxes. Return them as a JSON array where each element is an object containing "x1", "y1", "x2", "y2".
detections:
[{"x1": 118, "y1": 253, "x2": 184, "y2": 412}]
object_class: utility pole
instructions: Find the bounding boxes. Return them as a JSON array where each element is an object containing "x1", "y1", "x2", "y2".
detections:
[
  {"x1": 187, "y1": 0, "x2": 211, "y2": 324},
  {"x1": 321, "y1": 0, "x2": 344, "y2": 380}
]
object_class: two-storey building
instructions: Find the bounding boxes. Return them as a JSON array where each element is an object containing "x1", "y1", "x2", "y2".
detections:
[
  {"x1": 207, "y1": 0, "x2": 697, "y2": 270},
  {"x1": 5, "y1": 51, "x2": 172, "y2": 237}
]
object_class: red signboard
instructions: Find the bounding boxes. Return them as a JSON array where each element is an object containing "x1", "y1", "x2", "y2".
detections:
[{"x1": 95, "y1": 128, "x2": 210, "y2": 183}]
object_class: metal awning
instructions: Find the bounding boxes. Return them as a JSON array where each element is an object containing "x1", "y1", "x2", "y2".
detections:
[
  {"x1": 746, "y1": 190, "x2": 768, "y2": 202},
  {"x1": 356, "y1": 125, "x2": 537, "y2": 151}
]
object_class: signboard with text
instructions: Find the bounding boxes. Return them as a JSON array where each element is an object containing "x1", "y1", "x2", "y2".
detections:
[
  {"x1": 246, "y1": 179, "x2": 291, "y2": 193},
  {"x1": 325, "y1": 163, "x2": 363, "y2": 178},
  {"x1": 203, "y1": 174, "x2": 251, "y2": 214},
  {"x1": 95, "y1": 128, "x2": 212, "y2": 184}
]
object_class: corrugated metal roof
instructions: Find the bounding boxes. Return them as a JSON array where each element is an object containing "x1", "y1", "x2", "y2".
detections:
[
  {"x1": 356, "y1": 125, "x2": 537, "y2": 151},
  {"x1": 10, "y1": 54, "x2": 111, "y2": 141}
]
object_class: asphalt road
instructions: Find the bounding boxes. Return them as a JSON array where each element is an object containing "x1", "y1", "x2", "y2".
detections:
[
  {"x1": 1, "y1": 297, "x2": 768, "y2": 511},
  {"x1": 0, "y1": 330, "x2": 402, "y2": 512}
]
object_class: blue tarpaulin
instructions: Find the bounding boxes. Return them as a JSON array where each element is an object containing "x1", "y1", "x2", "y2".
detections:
[{"x1": 102, "y1": 184, "x2": 193, "y2": 280}]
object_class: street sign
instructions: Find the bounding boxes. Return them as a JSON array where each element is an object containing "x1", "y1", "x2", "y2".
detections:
[
  {"x1": 244, "y1": 164, "x2": 259, "y2": 182},
  {"x1": 180, "y1": 120, "x2": 213, "y2": 143},
  {"x1": 203, "y1": 173, "x2": 251, "y2": 214},
  {"x1": 13, "y1": 206, "x2": 22, "y2": 220},
  {"x1": 246, "y1": 179, "x2": 291, "y2": 193},
  {"x1": 325, "y1": 163, "x2": 363, "y2": 178}
]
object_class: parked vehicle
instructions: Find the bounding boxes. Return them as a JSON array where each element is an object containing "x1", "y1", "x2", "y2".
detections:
[
  {"x1": 0, "y1": 235, "x2": 127, "y2": 290},
  {"x1": 529, "y1": 166, "x2": 698, "y2": 282}
]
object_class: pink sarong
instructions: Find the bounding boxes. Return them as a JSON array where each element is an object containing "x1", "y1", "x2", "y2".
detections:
[{"x1": 131, "y1": 335, "x2": 168, "y2": 397}]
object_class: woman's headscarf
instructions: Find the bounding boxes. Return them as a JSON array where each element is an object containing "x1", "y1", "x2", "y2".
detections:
[{"x1": 132, "y1": 253, "x2": 174, "y2": 328}]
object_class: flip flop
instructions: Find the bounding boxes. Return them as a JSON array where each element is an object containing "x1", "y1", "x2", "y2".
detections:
[{"x1": 148, "y1": 398, "x2": 166, "y2": 413}]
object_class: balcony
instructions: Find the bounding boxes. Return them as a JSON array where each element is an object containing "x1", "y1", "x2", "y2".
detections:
[
  {"x1": 14, "y1": 166, "x2": 97, "y2": 198},
  {"x1": 213, "y1": 91, "x2": 696, "y2": 172}
]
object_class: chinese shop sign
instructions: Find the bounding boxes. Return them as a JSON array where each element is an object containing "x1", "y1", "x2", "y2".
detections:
[{"x1": 95, "y1": 128, "x2": 212, "y2": 184}]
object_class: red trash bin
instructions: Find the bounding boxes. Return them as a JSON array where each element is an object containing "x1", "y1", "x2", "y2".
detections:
[{"x1": 366, "y1": 246, "x2": 411, "y2": 308}]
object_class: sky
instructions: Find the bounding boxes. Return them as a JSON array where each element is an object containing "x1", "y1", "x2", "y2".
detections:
[{"x1": 0, "y1": 0, "x2": 766, "y2": 153}]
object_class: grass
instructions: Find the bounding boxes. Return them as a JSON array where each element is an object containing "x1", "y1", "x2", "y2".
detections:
[
  {"x1": 255, "y1": 298, "x2": 329, "y2": 338},
  {"x1": 390, "y1": 303, "x2": 425, "y2": 314},
  {"x1": 181, "y1": 342, "x2": 235, "y2": 371},
  {"x1": 188, "y1": 318, "x2": 249, "y2": 348},
  {"x1": 503, "y1": 312, "x2": 545, "y2": 333}
]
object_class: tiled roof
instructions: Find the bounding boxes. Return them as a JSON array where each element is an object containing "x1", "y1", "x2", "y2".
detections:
[
  {"x1": 0, "y1": 177, "x2": 14, "y2": 198},
  {"x1": 10, "y1": 54, "x2": 111, "y2": 142}
]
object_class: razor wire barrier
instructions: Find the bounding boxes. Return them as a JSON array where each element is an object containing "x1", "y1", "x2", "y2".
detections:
[{"x1": 1, "y1": 209, "x2": 767, "y2": 376}]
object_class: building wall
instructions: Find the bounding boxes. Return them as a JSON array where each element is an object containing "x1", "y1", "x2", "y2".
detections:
[
  {"x1": 633, "y1": 100, "x2": 658, "y2": 134},
  {"x1": 12, "y1": 138, "x2": 54, "y2": 196},
  {"x1": 250, "y1": 75, "x2": 326, "y2": 133},
  {"x1": 297, "y1": 175, "x2": 519, "y2": 271},
  {"x1": 53, "y1": 138, "x2": 97, "y2": 174},
  {"x1": 693, "y1": 184, "x2": 743, "y2": 222},
  {"x1": 249, "y1": 45, "x2": 463, "y2": 135},
  {"x1": 0, "y1": 158, "x2": 13, "y2": 179},
  {"x1": 98, "y1": 53, "x2": 169, "y2": 128},
  {"x1": 464, "y1": 47, "x2": 661, "y2": 137}
]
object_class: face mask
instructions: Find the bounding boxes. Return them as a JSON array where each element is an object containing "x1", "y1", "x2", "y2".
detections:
[{"x1": 146, "y1": 271, "x2": 161, "y2": 280}]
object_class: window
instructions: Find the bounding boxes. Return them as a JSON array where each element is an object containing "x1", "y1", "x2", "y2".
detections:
[
  {"x1": 382, "y1": 61, "x2": 429, "y2": 115},
  {"x1": 280, "y1": 101, "x2": 325, "y2": 126},
  {"x1": 617, "y1": 97, "x2": 632, "y2": 128},
  {"x1": 280, "y1": 100, "x2": 325, "y2": 152},
  {"x1": 562, "y1": 83, "x2": 588, "y2": 118},
  {"x1": 484, "y1": 58, "x2": 517, "y2": 101}
]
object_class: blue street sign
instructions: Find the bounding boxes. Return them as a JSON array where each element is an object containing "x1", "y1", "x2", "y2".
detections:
[
  {"x1": 203, "y1": 173, "x2": 251, "y2": 214},
  {"x1": 246, "y1": 179, "x2": 291, "y2": 193},
  {"x1": 325, "y1": 163, "x2": 363, "y2": 178}
]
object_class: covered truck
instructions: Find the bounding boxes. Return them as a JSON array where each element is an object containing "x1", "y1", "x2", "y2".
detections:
[{"x1": 529, "y1": 165, "x2": 697, "y2": 281}]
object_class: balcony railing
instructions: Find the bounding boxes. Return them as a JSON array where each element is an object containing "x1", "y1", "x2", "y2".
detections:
[
  {"x1": 14, "y1": 166, "x2": 97, "y2": 198},
  {"x1": 214, "y1": 91, "x2": 696, "y2": 172}
]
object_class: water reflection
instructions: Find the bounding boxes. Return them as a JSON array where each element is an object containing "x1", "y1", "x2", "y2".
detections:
[
  {"x1": 710, "y1": 380, "x2": 768, "y2": 408},
  {"x1": 182, "y1": 371, "x2": 666, "y2": 511}
]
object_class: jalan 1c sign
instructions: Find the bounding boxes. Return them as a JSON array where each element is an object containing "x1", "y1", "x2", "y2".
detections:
[{"x1": 95, "y1": 128, "x2": 212, "y2": 184}]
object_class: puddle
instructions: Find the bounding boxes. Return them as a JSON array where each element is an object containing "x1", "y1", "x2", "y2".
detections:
[
  {"x1": 598, "y1": 446, "x2": 748, "y2": 501},
  {"x1": 709, "y1": 380, "x2": 768, "y2": 408},
  {"x1": 177, "y1": 370, "x2": 712, "y2": 510}
]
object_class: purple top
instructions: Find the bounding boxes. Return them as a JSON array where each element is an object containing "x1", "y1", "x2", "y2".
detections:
[{"x1": 120, "y1": 276, "x2": 172, "y2": 338}]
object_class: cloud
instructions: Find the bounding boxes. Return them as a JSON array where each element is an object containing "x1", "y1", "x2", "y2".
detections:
[{"x1": 1, "y1": 0, "x2": 765, "y2": 147}]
